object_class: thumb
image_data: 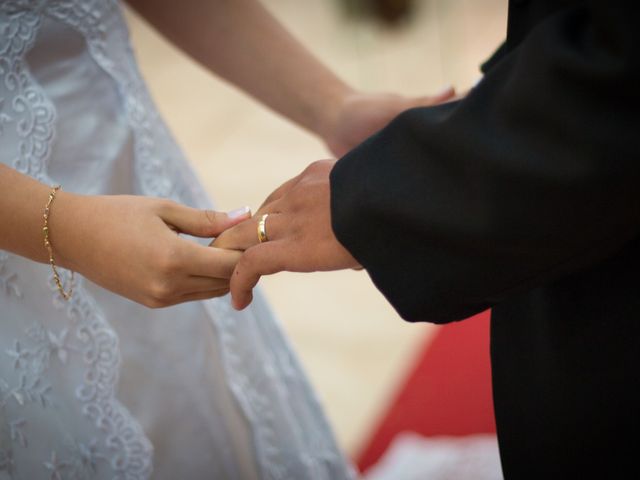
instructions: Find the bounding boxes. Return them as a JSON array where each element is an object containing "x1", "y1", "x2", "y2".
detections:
[{"x1": 162, "y1": 203, "x2": 251, "y2": 237}]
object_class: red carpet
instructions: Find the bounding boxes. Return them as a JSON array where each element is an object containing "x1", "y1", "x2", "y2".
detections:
[{"x1": 356, "y1": 310, "x2": 496, "y2": 474}]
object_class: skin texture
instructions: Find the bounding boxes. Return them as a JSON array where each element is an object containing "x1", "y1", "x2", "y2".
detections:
[
  {"x1": 126, "y1": 0, "x2": 455, "y2": 154},
  {"x1": 0, "y1": 164, "x2": 250, "y2": 307},
  {"x1": 212, "y1": 91, "x2": 465, "y2": 310},
  {"x1": 1, "y1": 0, "x2": 455, "y2": 308},
  {"x1": 212, "y1": 160, "x2": 356, "y2": 310},
  {"x1": 324, "y1": 89, "x2": 455, "y2": 157}
]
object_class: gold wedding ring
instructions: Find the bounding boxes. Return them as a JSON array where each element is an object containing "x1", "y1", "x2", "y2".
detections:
[{"x1": 257, "y1": 213, "x2": 269, "y2": 243}]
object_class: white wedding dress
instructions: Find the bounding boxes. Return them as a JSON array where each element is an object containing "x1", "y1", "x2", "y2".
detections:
[{"x1": 0, "y1": 1, "x2": 355, "y2": 479}]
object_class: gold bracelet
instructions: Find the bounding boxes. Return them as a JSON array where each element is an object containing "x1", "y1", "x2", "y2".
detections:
[{"x1": 43, "y1": 185, "x2": 74, "y2": 301}]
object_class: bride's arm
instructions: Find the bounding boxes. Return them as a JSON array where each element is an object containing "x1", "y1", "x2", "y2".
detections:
[
  {"x1": 125, "y1": 0, "x2": 455, "y2": 156},
  {"x1": 127, "y1": 0, "x2": 350, "y2": 143},
  {"x1": 0, "y1": 163, "x2": 249, "y2": 307},
  {"x1": 0, "y1": 164, "x2": 60, "y2": 264}
]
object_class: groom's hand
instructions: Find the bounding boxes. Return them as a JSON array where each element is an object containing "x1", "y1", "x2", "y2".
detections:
[
  {"x1": 323, "y1": 87, "x2": 456, "y2": 157},
  {"x1": 212, "y1": 160, "x2": 360, "y2": 310}
]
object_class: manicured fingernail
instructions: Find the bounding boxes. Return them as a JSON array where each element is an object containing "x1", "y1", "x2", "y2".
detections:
[{"x1": 227, "y1": 206, "x2": 251, "y2": 219}]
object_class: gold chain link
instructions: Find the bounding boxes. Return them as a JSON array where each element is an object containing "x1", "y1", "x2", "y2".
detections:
[{"x1": 43, "y1": 185, "x2": 74, "y2": 300}]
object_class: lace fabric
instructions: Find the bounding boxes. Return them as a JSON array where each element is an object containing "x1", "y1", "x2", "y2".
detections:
[{"x1": 0, "y1": 1, "x2": 354, "y2": 478}]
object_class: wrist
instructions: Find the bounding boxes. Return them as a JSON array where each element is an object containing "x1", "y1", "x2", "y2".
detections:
[
  {"x1": 46, "y1": 190, "x2": 87, "y2": 272},
  {"x1": 314, "y1": 83, "x2": 356, "y2": 144}
]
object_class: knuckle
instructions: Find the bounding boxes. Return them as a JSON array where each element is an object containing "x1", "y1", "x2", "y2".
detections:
[
  {"x1": 203, "y1": 209, "x2": 218, "y2": 228},
  {"x1": 312, "y1": 159, "x2": 327, "y2": 168},
  {"x1": 212, "y1": 230, "x2": 230, "y2": 248},
  {"x1": 310, "y1": 159, "x2": 330, "y2": 171},
  {"x1": 156, "y1": 199, "x2": 176, "y2": 214},
  {"x1": 263, "y1": 193, "x2": 277, "y2": 206},
  {"x1": 148, "y1": 279, "x2": 174, "y2": 301},
  {"x1": 241, "y1": 248, "x2": 258, "y2": 265},
  {"x1": 156, "y1": 247, "x2": 181, "y2": 273},
  {"x1": 303, "y1": 162, "x2": 318, "y2": 175}
]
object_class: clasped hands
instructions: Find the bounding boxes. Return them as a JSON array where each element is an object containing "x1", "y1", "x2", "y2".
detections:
[
  {"x1": 207, "y1": 87, "x2": 460, "y2": 309},
  {"x1": 156, "y1": 88, "x2": 458, "y2": 310},
  {"x1": 57, "y1": 88, "x2": 455, "y2": 310},
  {"x1": 211, "y1": 159, "x2": 356, "y2": 310}
]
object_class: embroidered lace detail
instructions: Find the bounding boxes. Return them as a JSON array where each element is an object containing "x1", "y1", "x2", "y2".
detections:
[
  {"x1": 61, "y1": 291, "x2": 152, "y2": 479},
  {"x1": 0, "y1": 5, "x2": 54, "y2": 181},
  {"x1": 0, "y1": 2, "x2": 153, "y2": 478},
  {"x1": 0, "y1": 320, "x2": 109, "y2": 479},
  {"x1": 46, "y1": 0, "x2": 176, "y2": 200},
  {"x1": 0, "y1": 1, "x2": 354, "y2": 478},
  {"x1": 0, "y1": 253, "x2": 21, "y2": 298},
  {"x1": 0, "y1": 448, "x2": 16, "y2": 478},
  {"x1": 0, "y1": 17, "x2": 56, "y2": 479},
  {"x1": 44, "y1": 2, "x2": 350, "y2": 477},
  {"x1": 207, "y1": 298, "x2": 356, "y2": 480}
]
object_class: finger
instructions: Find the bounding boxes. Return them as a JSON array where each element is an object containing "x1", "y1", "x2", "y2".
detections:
[
  {"x1": 212, "y1": 213, "x2": 286, "y2": 251},
  {"x1": 162, "y1": 201, "x2": 251, "y2": 238},
  {"x1": 182, "y1": 241, "x2": 243, "y2": 278},
  {"x1": 176, "y1": 276, "x2": 229, "y2": 295},
  {"x1": 230, "y1": 241, "x2": 288, "y2": 310},
  {"x1": 164, "y1": 288, "x2": 231, "y2": 307}
]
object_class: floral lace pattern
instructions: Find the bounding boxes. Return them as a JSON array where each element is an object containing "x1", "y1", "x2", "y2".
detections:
[
  {"x1": 0, "y1": 320, "x2": 111, "y2": 479},
  {"x1": 51, "y1": 2, "x2": 351, "y2": 477},
  {"x1": 0, "y1": 2, "x2": 152, "y2": 478},
  {"x1": 0, "y1": 253, "x2": 21, "y2": 299},
  {"x1": 46, "y1": 0, "x2": 177, "y2": 200},
  {"x1": 208, "y1": 297, "x2": 355, "y2": 480},
  {"x1": 0, "y1": 3, "x2": 54, "y2": 181},
  {"x1": 0, "y1": 1, "x2": 354, "y2": 478}
]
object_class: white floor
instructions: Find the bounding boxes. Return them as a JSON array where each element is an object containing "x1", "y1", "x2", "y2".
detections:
[{"x1": 126, "y1": 0, "x2": 507, "y2": 456}]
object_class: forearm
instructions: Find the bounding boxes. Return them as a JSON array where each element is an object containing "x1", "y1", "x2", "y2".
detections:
[
  {"x1": 126, "y1": 0, "x2": 353, "y2": 138},
  {"x1": 330, "y1": 2, "x2": 640, "y2": 322},
  {"x1": 0, "y1": 164, "x2": 67, "y2": 264},
  {"x1": 0, "y1": 163, "x2": 251, "y2": 307}
]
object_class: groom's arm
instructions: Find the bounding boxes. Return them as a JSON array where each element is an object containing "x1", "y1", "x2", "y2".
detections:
[
  {"x1": 219, "y1": 0, "x2": 640, "y2": 318},
  {"x1": 329, "y1": 1, "x2": 640, "y2": 322}
]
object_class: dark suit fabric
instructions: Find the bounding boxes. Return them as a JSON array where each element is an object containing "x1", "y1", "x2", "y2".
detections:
[{"x1": 330, "y1": 0, "x2": 640, "y2": 478}]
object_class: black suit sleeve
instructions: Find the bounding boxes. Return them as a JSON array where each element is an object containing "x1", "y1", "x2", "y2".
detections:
[{"x1": 330, "y1": 2, "x2": 640, "y2": 323}]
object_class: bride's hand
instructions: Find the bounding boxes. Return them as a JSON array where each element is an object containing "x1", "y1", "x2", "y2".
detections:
[
  {"x1": 322, "y1": 87, "x2": 456, "y2": 157},
  {"x1": 211, "y1": 160, "x2": 358, "y2": 310},
  {"x1": 52, "y1": 193, "x2": 250, "y2": 308}
]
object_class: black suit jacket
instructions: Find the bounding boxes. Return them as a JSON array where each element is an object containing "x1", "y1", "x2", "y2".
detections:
[{"x1": 330, "y1": 0, "x2": 640, "y2": 478}]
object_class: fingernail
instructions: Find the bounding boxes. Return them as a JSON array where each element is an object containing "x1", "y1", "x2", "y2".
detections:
[{"x1": 227, "y1": 206, "x2": 251, "y2": 219}]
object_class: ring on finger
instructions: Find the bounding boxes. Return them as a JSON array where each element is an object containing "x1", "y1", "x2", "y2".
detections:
[{"x1": 257, "y1": 213, "x2": 269, "y2": 243}]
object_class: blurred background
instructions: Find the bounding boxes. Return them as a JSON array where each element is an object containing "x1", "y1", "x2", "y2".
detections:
[{"x1": 125, "y1": 0, "x2": 507, "y2": 476}]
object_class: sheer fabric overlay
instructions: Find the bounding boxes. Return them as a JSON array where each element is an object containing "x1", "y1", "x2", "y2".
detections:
[{"x1": 0, "y1": 2, "x2": 355, "y2": 479}]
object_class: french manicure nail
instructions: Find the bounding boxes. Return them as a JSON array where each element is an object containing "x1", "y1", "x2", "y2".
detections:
[{"x1": 227, "y1": 206, "x2": 251, "y2": 219}]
